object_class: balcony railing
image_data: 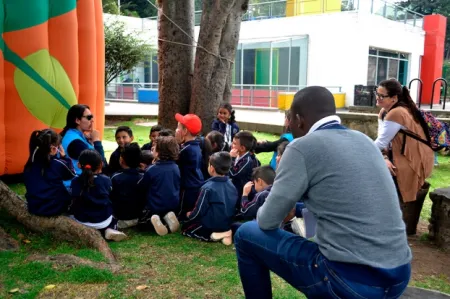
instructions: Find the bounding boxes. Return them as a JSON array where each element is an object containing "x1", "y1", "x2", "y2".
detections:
[{"x1": 147, "y1": 0, "x2": 423, "y2": 28}]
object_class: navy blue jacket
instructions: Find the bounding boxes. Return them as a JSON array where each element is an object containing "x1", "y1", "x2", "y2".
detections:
[
  {"x1": 229, "y1": 152, "x2": 259, "y2": 200},
  {"x1": 24, "y1": 156, "x2": 76, "y2": 216},
  {"x1": 70, "y1": 174, "x2": 113, "y2": 223},
  {"x1": 188, "y1": 176, "x2": 237, "y2": 231},
  {"x1": 178, "y1": 140, "x2": 204, "y2": 189},
  {"x1": 211, "y1": 119, "x2": 240, "y2": 141},
  {"x1": 110, "y1": 168, "x2": 144, "y2": 220},
  {"x1": 108, "y1": 147, "x2": 122, "y2": 175},
  {"x1": 138, "y1": 160, "x2": 180, "y2": 214},
  {"x1": 141, "y1": 142, "x2": 152, "y2": 151},
  {"x1": 240, "y1": 185, "x2": 272, "y2": 220}
]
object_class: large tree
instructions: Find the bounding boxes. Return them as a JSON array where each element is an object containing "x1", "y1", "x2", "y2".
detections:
[
  {"x1": 157, "y1": 0, "x2": 249, "y2": 133},
  {"x1": 157, "y1": 0, "x2": 195, "y2": 130},
  {"x1": 104, "y1": 18, "x2": 152, "y2": 87},
  {"x1": 400, "y1": 0, "x2": 450, "y2": 60}
]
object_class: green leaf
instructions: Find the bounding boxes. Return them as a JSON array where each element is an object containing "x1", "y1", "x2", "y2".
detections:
[{"x1": 14, "y1": 49, "x2": 77, "y2": 129}]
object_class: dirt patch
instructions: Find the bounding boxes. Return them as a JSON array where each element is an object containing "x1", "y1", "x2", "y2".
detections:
[
  {"x1": 37, "y1": 283, "x2": 108, "y2": 299},
  {"x1": 27, "y1": 254, "x2": 120, "y2": 273},
  {"x1": 0, "y1": 227, "x2": 19, "y2": 251},
  {"x1": 410, "y1": 221, "x2": 450, "y2": 282}
]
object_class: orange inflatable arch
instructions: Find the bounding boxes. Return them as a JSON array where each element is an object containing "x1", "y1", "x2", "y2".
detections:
[{"x1": 0, "y1": 0, "x2": 105, "y2": 175}]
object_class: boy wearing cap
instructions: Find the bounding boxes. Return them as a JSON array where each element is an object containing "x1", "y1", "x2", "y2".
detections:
[{"x1": 175, "y1": 113, "x2": 205, "y2": 218}]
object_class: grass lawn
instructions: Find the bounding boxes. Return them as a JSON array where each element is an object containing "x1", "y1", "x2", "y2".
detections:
[{"x1": 1, "y1": 119, "x2": 449, "y2": 298}]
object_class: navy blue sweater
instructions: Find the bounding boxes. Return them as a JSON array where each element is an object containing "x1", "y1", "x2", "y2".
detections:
[
  {"x1": 178, "y1": 140, "x2": 204, "y2": 189},
  {"x1": 240, "y1": 185, "x2": 272, "y2": 220},
  {"x1": 229, "y1": 152, "x2": 259, "y2": 200},
  {"x1": 24, "y1": 156, "x2": 76, "y2": 216},
  {"x1": 211, "y1": 119, "x2": 240, "y2": 141},
  {"x1": 141, "y1": 142, "x2": 152, "y2": 151},
  {"x1": 110, "y1": 168, "x2": 144, "y2": 220},
  {"x1": 138, "y1": 160, "x2": 180, "y2": 214},
  {"x1": 108, "y1": 147, "x2": 122, "y2": 175},
  {"x1": 188, "y1": 176, "x2": 238, "y2": 231},
  {"x1": 70, "y1": 174, "x2": 113, "y2": 223}
]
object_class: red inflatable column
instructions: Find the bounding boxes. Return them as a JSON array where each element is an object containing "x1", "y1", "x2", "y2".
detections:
[{"x1": 420, "y1": 14, "x2": 447, "y2": 105}]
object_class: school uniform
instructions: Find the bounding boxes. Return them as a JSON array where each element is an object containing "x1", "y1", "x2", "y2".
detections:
[
  {"x1": 70, "y1": 174, "x2": 114, "y2": 230},
  {"x1": 239, "y1": 185, "x2": 272, "y2": 220},
  {"x1": 182, "y1": 176, "x2": 238, "y2": 241},
  {"x1": 108, "y1": 147, "x2": 122, "y2": 175},
  {"x1": 138, "y1": 160, "x2": 180, "y2": 217},
  {"x1": 110, "y1": 168, "x2": 144, "y2": 220},
  {"x1": 24, "y1": 156, "x2": 76, "y2": 216},
  {"x1": 141, "y1": 142, "x2": 152, "y2": 151},
  {"x1": 211, "y1": 119, "x2": 240, "y2": 147},
  {"x1": 229, "y1": 152, "x2": 257, "y2": 207},
  {"x1": 177, "y1": 140, "x2": 204, "y2": 216}
]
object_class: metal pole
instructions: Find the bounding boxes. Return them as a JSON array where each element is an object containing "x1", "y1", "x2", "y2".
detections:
[
  {"x1": 288, "y1": 38, "x2": 292, "y2": 91},
  {"x1": 269, "y1": 41, "x2": 273, "y2": 107},
  {"x1": 240, "y1": 43, "x2": 244, "y2": 106}
]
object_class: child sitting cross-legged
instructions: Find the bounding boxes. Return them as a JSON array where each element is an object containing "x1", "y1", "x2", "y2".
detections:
[
  {"x1": 182, "y1": 152, "x2": 238, "y2": 246},
  {"x1": 70, "y1": 149, "x2": 127, "y2": 241},
  {"x1": 110, "y1": 143, "x2": 144, "y2": 229},
  {"x1": 138, "y1": 136, "x2": 181, "y2": 236}
]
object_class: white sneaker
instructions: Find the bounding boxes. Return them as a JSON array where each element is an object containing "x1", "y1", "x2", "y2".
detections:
[
  {"x1": 117, "y1": 219, "x2": 139, "y2": 229},
  {"x1": 291, "y1": 218, "x2": 306, "y2": 237},
  {"x1": 211, "y1": 230, "x2": 233, "y2": 246},
  {"x1": 163, "y1": 212, "x2": 180, "y2": 233},
  {"x1": 105, "y1": 228, "x2": 127, "y2": 242},
  {"x1": 151, "y1": 215, "x2": 168, "y2": 236}
]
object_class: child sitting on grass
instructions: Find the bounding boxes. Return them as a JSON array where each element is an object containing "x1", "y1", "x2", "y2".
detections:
[
  {"x1": 141, "y1": 124, "x2": 163, "y2": 151},
  {"x1": 24, "y1": 129, "x2": 76, "y2": 216},
  {"x1": 182, "y1": 152, "x2": 237, "y2": 245},
  {"x1": 109, "y1": 126, "x2": 134, "y2": 175},
  {"x1": 110, "y1": 143, "x2": 143, "y2": 229},
  {"x1": 138, "y1": 136, "x2": 181, "y2": 236},
  {"x1": 71, "y1": 150, "x2": 127, "y2": 241}
]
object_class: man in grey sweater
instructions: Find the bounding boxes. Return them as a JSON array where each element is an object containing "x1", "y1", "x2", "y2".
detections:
[{"x1": 234, "y1": 86, "x2": 411, "y2": 299}]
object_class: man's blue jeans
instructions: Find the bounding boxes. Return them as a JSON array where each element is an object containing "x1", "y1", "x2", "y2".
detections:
[{"x1": 234, "y1": 221, "x2": 410, "y2": 299}]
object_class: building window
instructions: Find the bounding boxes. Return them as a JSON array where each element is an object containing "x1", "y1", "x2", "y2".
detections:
[{"x1": 367, "y1": 48, "x2": 409, "y2": 86}]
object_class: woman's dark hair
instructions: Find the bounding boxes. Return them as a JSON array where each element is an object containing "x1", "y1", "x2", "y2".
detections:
[
  {"x1": 379, "y1": 79, "x2": 431, "y2": 142},
  {"x1": 115, "y1": 126, "x2": 133, "y2": 138},
  {"x1": 218, "y1": 102, "x2": 236, "y2": 123},
  {"x1": 60, "y1": 104, "x2": 90, "y2": 137},
  {"x1": 206, "y1": 131, "x2": 226, "y2": 153},
  {"x1": 209, "y1": 152, "x2": 232, "y2": 175},
  {"x1": 24, "y1": 129, "x2": 61, "y2": 173},
  {"x1": 155, "y1": 136, "x2": 179, "y2": 161},
  {"x1": 158, "y1": 128, "x2": 175, "y2": 137},
  {"x1": 277, "y1": 141, "x2": 289, "y2": 156},
  {"x1": 78, "y1": 149, "x2": 102, "y2": 189},
  {"x1": 120, "y1": 142, "x2": 141, "y2": 168}
]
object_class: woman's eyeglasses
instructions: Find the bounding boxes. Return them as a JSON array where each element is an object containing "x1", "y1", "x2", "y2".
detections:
[
  {"x1": 83, "y1": 115, "x2": 94, "y2": 121},
  {"x1": 373, "y1": 92, "x2": 390, "y2": 100}
]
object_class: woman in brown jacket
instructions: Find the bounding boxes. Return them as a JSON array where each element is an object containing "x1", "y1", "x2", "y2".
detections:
[{"x1": 374, "y1": 79, "x2": 434, "y2": 234}]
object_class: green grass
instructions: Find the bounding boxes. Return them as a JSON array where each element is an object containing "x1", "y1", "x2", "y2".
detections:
[{"x1": 1, "y1": 119, "x2": 448, "y2": 298}]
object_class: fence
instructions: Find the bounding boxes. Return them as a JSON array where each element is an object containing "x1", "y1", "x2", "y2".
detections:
[{"x1": 106, "y1": 83, "x2": 342, "y2": 108}]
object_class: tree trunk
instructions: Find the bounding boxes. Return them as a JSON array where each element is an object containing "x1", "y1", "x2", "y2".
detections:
[
  {"x1": 190, "y1": 0, "x2": 249, "y2": 134},
  {"x1": 157, "y1": 0, "x2": 195, "y2": 130},
  {"x1": 0, "y1": 180, "x2": 117, "y2": 265}
]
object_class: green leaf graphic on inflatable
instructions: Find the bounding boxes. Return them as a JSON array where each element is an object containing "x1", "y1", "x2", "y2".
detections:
[{"x1": 14, "y1": 50, "x2": 77, "y2": 129}]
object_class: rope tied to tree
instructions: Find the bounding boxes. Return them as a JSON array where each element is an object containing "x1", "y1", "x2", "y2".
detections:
[{"x1": 146, "y1": 0, "x2": 234, "y2": 66}]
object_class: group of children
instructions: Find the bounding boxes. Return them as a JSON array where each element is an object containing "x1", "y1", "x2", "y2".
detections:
[{"x1": 23, "y1": 103, "x2": 303, "y2": 245}]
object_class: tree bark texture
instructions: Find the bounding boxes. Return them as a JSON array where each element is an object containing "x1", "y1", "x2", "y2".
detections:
[
  {"x1": 190, "y1": 0, "x2": 249, "y2": 134},
  {"x1": 157, "y1": 0, "x2": 195, "y2": 131},
  {"x1": 428, "y1": 187, "x2": 450, "y2": 250},
  {"x1": 0, "y1": 180, "x2": 117, "y2": 265}
]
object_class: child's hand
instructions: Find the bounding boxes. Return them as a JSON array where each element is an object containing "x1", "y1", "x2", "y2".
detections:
[
  {"x1": 50, "y1": 146, "x2": 58, "y2": 156},
  {"x1": 186, "y1": 211, "x2": 191, "y2": 218},
  {"x1": 58, "y1": 145, "x2": 66, "y2": 157},
  {"x1": 230, "y1": 148, "x2": 239, "y2": 158},
  {"x1": 282, "y1": 208, "x2": 296, "y2": 224},
  {"x1": 90, "y1": 129, "x2": 101, "y2": 142},
  {"x1": 243, "y1": 182, "x2": 253, "y2": 196},
  {"x1": 217, "y1": 113, "x2": 226, "y2": 123}
]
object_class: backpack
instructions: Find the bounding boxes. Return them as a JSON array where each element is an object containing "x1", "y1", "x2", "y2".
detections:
[{"x1": 399, "y1": 110, "x2": 450, "y2": 152}]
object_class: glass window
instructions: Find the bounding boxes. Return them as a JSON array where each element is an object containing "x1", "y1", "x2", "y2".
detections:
[
  {"x1": 388, "y1": 59, "x2": 399, "y2": 79},
  {"x1": 234, "y1": 48, "x2": 242, "y2": 85},
  {"x1": 367, "y1": 56, "x2": 377, "y2": 85},
  {"x1": 290, "y1": 47, "x2": 300, "y2": 86},
  {"x1": 378, "y1": 51, "x2": 398, "y2": 58},
  {"x1": 377, "y1": 58, "x2": 388, "y2": 84}
]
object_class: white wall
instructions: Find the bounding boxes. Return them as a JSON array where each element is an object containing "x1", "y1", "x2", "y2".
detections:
[{"x1": 109, "y1": 9, "x2": 425, "y2": 106}]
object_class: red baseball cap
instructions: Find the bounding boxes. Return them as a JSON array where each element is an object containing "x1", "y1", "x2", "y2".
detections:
[{"x1": 175, "y1": 113, "x2": 202, "y2": 135}]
